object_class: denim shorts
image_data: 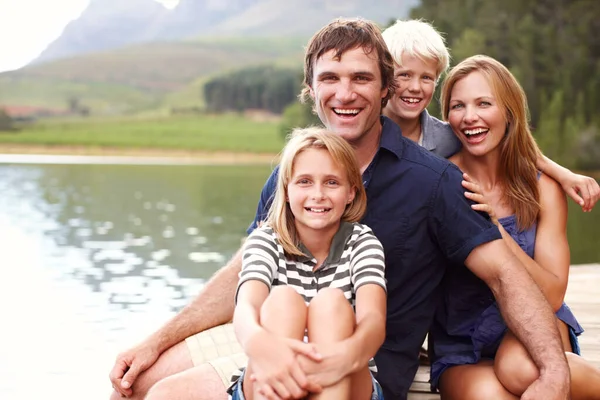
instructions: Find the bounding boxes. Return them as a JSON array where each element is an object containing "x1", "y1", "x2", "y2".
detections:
[{"x1": 229, "y1": 368, "x2": 384, "y2": 400}]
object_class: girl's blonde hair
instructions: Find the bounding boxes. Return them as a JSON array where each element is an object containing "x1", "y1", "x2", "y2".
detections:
[
  {"x1": 266, "y1": 127, "x2": 367, "y2": 257},
  {"x1": 441, "y1": 55, "x2": 542, "y2": 229}
]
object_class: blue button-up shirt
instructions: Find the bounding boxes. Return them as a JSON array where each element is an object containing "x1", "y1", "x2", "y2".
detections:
[{"x1": 247, "y1": 116, "x2": 501, "y2": 399}]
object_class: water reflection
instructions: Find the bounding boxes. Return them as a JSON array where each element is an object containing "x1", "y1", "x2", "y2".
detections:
[{"x1": 0, "y1": 162, "x2": 271, "y2": 399}]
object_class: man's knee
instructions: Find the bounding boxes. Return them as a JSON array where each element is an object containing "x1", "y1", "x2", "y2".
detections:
[
  {"x1": 145, "y1": 363, "x2": 229, "y2": 400},
  {"x1": 144, "y1": 378, "x2": 173, "y2": 400}
]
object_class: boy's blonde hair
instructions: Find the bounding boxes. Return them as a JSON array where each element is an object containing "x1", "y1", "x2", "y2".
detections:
[
  {"x1": 382, "y1": 19, "x2": 450, "y2": 81},
  {"x1": 266, "y1": 127, "x2": 367, "y2": 257}
]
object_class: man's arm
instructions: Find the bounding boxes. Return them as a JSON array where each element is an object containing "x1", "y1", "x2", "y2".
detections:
[
  {"x1": 465, "y1": 240, "x2": 570, "y2": 399},
  {"x1": 537, "y1": 154, "x2": 600, "y2": 212}
]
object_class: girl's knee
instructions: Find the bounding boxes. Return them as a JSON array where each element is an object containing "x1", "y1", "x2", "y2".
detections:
[
  {"x1": 309, "y1": 287, "x2": 352, "y2": 318},
  {"x1": 262, "y1": 286, "x2": 304, "y2": 309}
]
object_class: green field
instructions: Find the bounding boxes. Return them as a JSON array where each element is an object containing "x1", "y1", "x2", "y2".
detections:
[{"x1": 0, "y1": 114, "x2": 285, "y2": 153}]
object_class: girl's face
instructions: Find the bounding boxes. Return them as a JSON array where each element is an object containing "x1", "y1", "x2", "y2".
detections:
[
  {"x1": 287, "y1": 148, "x2": 356, "y2": 240},
  {"x1": 447, "y1": 71, "x2": 507, "y2": 157},
  {"x1": 384, "y1": 54, "x2": 438, "y2": 123}
]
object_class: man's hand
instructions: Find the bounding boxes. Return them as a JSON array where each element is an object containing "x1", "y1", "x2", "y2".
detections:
[
  {"x1": 297, "y1": 341, "x2": 354, "y2": 388},
  {"x1": 561, "y1": 172, "x2": 599, "y2": 212},
  {"x1": 108, "y1": 341, "x2": 160, "y2": 397},
  {"x1": 521, "y1": 370, "x2": 570, "y2": 400},
  {"x1": 247, "y1": 330, "x2": 323, "y2": 399}
]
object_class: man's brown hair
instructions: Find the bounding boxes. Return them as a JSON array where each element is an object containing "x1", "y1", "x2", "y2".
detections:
[{"x1": 301, "y1": 18, "x2": 397, "y2": 108}]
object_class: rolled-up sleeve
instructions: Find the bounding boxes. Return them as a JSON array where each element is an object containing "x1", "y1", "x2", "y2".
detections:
[
  {"x1": 429, "y1": 164, "x2": 502, "y2": 265},
  {"x1": 247, "y1": 166, "x2": 279, "y2": 235}
]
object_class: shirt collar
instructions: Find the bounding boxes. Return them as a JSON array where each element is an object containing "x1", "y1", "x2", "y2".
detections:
[
  {"x1": 419, "y1": 109, "x2": 437, "y2": 151},
  {"x1": 379, "y1": 115, "x2": 404, "y2": 159},
  {"x1": 297, "y1": 221, "x2": 355, "y2": 264}
]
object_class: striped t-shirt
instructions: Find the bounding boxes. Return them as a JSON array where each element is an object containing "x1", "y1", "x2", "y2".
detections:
[{"x1": 236, "y1": 221, "x2": 387, "y2": 307}]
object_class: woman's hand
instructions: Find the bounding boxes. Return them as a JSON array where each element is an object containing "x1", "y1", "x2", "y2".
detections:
[
  {"x1": 462, "y1": 173, "x2": 498, "y2": 225},
  {"x1": 246, "y1": 330, "x2": 323, "y2": 399}
]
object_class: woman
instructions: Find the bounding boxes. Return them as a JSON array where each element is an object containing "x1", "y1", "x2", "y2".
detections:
[
  {"x1": 381, "y1": 19, "x2": 599, "y2": 211},
  {"x1": 429, "y1": 54, "x2": 600, "y2": 399}
]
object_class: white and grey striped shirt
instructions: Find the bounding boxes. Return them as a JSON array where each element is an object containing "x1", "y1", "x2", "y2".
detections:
[{"x1": 237, "y1": 221, "x2": 386, "y2": 308}]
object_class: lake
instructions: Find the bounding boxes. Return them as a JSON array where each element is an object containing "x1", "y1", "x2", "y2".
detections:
[{"x1": 0, "y1": 161, "x2": 598, "y2": 400}]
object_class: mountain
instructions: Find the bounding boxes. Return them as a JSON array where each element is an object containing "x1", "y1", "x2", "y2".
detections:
[{"x1": 33, "y1": 0, "x2": 419, "y2": 64}]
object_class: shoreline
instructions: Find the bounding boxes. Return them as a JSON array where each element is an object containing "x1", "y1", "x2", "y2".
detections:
[{"x1": 0, "y1": 144, "x2": 280, "y2": 165}]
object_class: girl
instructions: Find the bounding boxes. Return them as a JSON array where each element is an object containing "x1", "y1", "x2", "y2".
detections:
[
  {"x1": 430, "y1": 54, "x2": 600, "y2": 400},
  {"x1": 229, "y1": 127, "x2": 387, "y2": 400},
  {"x1": 381, "y1": 19, "x2": 599, "y2": 211}
]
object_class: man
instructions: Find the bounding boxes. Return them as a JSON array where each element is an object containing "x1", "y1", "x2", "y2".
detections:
[{"x1": 110, "y1": 18, "x2": 571, "y2": 400}]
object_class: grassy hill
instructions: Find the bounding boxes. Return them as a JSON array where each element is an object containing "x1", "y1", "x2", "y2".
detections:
[{"x1": 0, "y1": 37, "x2": 307, "y2": 114}]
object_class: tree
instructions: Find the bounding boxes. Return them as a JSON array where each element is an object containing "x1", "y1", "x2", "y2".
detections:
[
  {"x1": 279, "y1": 101, "x2": 322, "y2": 139},
  {"x1": 0, "y1": 108, "x2": 14, "y2": 131}
]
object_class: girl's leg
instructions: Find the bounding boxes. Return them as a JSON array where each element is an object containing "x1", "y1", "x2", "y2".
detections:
[
  {"x1": 243, "y1": 286, "x2": 307, "y2": 400},
  {"x1": 306, "y1": 287, "x2": 372, "y2": 400},
  {"x1": 438, "y1": 361, "x2": 518, "y2": 400},
  {"x1": 494, "y1": 321, "x2": 600, "y2": 399}
]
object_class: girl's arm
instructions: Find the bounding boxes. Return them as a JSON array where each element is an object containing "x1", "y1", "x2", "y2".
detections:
[
  {"x1": 344, "y1": 232, "x2": 387, "y2": 373},
  {"x1": 537, "y1": 155, "x2": 600, "y2": 212},
  {"x1": 345, "y1": 284, "x2": 387, "y2": 372},
  {"x1": 463, "y1": 174, "x2": 569, "y2": 310}
]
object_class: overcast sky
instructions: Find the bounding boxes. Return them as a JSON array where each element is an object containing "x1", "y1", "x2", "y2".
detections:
[{"x1": 0, "y1": 0, "x2": 179, "y2": 72}]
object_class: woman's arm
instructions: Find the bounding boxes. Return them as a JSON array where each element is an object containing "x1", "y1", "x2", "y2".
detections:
[{"x1": 537, "y1": 154, "x2": 600, "y2": 212}]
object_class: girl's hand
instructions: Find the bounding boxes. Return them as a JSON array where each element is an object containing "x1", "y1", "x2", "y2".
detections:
[
  {"x1": 462, "y1": 173, "x2": 498, "y2": 225},
  {"x1": 296, "y1": 341, "x2": 353, "y2": 388},
  {"x1": 247, "y1": 331, "x2": 322, "y2": 399}
]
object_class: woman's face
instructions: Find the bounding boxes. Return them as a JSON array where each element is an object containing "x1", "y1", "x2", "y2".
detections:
[
  {"x1": 447, "y1": 71, "x2": 507, "y2": 157},
  {"x1": 384, "y1": 54, "x2": 438, "y2": 123}
]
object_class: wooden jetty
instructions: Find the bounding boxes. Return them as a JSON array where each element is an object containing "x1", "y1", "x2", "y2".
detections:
[{"x1": 408, "y1": 264, "x2": 600, "y2": 399}]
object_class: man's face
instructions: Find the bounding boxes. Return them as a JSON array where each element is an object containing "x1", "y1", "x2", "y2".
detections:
[{"x1": 310, "y1": 47, "x2": 388, "y2": 146}]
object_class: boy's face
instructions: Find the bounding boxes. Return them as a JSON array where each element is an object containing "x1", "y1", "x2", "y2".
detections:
[
  {"x1": 385, "y1": 54, "x2": 438, "y2": 123},
  {"x1": 309, "y1": 46, "x2": 388, "y2": 146}
]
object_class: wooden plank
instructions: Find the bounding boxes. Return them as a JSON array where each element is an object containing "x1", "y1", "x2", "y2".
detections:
[
  {"x1": 407, "y1": 264, "x2": 600, "y2": 399},
  {"x1": 565, "y1": 264, "x2": 600, "y2": 367}
]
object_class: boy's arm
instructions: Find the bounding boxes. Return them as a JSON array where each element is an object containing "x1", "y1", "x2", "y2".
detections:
[{"x1": 537, "y1": 154, "x2": 600, "y2": 212}]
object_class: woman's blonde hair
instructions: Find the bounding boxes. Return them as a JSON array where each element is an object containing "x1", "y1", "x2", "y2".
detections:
[
  {"x1": 266, "y1": 127, "x2": 367, "y2": 257},
  {"x1": 441, "y1": 55, "x2": 542, "y2": 229}
]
